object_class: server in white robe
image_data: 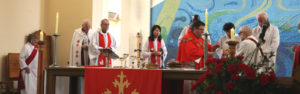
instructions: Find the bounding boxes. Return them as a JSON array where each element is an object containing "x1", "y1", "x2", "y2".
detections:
[
  {"x1": 237, "y1": 25, "x2": 263, "y2": 65},
  {"x1": 90, "y1": 19, "x2": 117, "y2": 66},
  {"x1": 69, "y1": 20, "x2": 95, "y2": 66},
  {"x1": 215, "y1": 22, "x2": 240, "y2": 58},
  {"x1": 253, "y1": 12, "x2": 280, "y2": 70},
  {"x1": 142, "y1": 25, "x2": 168, "y2": 68},
  {"x1": 19, "y1": 34, "x2": 39, "y2": 94},
  {"x1": 178, "y1": 15, "x2": 211, "y2": 46}
]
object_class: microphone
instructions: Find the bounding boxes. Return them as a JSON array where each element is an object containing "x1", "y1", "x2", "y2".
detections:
[
  {"x1": 160, "y1": 47, "x2": 164, "y2": 68},
  {"x1": 258, "y1": 21, "x2": 270, "y2": 47}
]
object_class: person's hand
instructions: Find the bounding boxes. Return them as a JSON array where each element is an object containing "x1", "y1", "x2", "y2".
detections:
[
  {"x1": 152, "y1": 51, "x2": 161, "y2": 56},
  {"x1": 223, "y1": 49, "x2": 229, "y2": 56},
  {"x1": 82, "y1": 45, "x2": 88, "y2": 49},
  {"x1": 208, "y1": 52, "x2": 215, "y2": 57},
  {"x1": 24, "y1": 67, "x2": 30, "y2": 73},
  {"x1": 292, "y1": 45, "x2": 297, "y2": 52},
  {"x1": 213, "y1": 42, "x2": 221, "y2": 48}
]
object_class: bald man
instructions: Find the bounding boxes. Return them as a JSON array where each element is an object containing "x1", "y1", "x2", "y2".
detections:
[
  {"x1": 237, "y1": 25, "x2": 263, "y2": 65},
  {"x1": 70, "y1": 20, "x2": 95, "y2": 66},
  {"x1": 252, "y1": 12, "x2": 280, "y2": 70}
]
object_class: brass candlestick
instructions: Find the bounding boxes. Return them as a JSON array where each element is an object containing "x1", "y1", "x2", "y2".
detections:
[{"x1": 226, "y1": 40, "x2": 239, "y2": 58}]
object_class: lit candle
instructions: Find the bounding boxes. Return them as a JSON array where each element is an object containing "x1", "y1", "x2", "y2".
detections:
[
  {"x1": 230, "y1": 28, "x2": 235, "y2": 41},
  {"x1": 205, "y1": 8, "x2": 208, "y2": 33},
  {"x1": 40, "y1": 31, "x2": 44, "y2": 41},
  {"x1": 55, "y1": 12, "x2": 59, "y2": 34}
]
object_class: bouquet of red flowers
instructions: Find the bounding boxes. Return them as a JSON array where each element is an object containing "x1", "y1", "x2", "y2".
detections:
[{"x1": 191, "y1": 56, "x2": 277, "y2": 94}]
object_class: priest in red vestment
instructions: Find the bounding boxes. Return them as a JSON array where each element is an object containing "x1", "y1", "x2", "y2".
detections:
[
  {"x1": 177, "y1": 20, "x2": 219, "y2": 69},
  {"x1": 90, "y1": 19, "x2": 117, "y2": 67},
  {"x1": 166, "y1": 21, "x2": 219, "y2": 94}
]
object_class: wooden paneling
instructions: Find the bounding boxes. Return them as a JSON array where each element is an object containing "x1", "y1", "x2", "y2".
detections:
[{"x1": 7, "y1": 53, "x2": 20, "y2": 80}]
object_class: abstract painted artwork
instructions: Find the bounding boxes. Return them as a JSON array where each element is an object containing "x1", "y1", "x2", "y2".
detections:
[{"x1": 151, "y1": 0, "x2": 300, "y2": 77}]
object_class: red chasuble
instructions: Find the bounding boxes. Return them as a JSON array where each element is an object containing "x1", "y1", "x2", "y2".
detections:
[
  {"x1": 18, "y1": 44, "x2": 38, "y2": 89},
  {"x1": 293, "y1": 46, "x2": 300, "y2": 76},
  {"x1": 177, "y1": 31, "x2": 212, "y2": 69},
  {"x1": 148, "y1": 38, "x2": 162, "y2": 66},
  {"x1": 98, "y1": 32, "x2": 112, "y2": 67}
]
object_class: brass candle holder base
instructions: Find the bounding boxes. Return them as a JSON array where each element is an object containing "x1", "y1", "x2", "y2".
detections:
[
  {"x1": 226, "y1": 40, "x2": 239, "y2": 58},
  {"x1": 38, "y1": 41, "x2": 45, "y2": 45}
]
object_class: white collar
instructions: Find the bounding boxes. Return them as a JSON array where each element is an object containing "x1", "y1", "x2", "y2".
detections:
[
  {"x1": 246, "y1": 35, "x2": 257, "y2": 40},
  {"x1": 99, "y1": 29, "x2": 107, "y2": 35}
]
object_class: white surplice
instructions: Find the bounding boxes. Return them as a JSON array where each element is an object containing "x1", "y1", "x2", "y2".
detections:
[
  {"x1": 68, "y1": 28, "x2": 95, "y2": 94},
  {"x1": 215, "y1": 34, "x2": 241, "y2": 58},
  {"x1": 237, "y1": 36, "x2": 263, "y2": 65},
  {"x1": 253, "y1": 24, "x2": 280, "y2": 70},
  {"x1": 178, "y1": 25, "x2": 211, "y2": 46},
  {"x1": 19, "y1": 43, "x2": 38, "y2": 94},
  {"x1": 142, "y1": 38, "x2": 168, "y2": 67},
  {"x1": 90, "y1": 29, "x2": 117, "y2": 65},
  {"x1": 69, "y1": 28, "x2": 95, "y2": 66}
]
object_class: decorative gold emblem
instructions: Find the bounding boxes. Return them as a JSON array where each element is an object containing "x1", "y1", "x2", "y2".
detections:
[{"x1": 103, "y1": 71, "x2": 139, "y2": 94}]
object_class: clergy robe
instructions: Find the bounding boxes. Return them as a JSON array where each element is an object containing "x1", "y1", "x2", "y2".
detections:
[
  {"x1": 19, "y1": 43, "x2": 38, "y2": 94},
  {"x1": 171, "y1": 31, "x2": 212, "y2": 94},
  {"x1": 69, "y1": 28, "x2": 94, "y2": 66},
  {"x1": 293, "y1": 46, "x2": 300, "y2": 76},
  {"x1": 90, "y1": 29, "x2": 117, "y2": 66},
  {"x1": 215, "y1": 34, "x2": 240, "y2": 58},
  {"x1": 142, "y1": 38, "x2": 168, "y2": 68},
  {"x1": 178, "y1": 25, "x2": 211, "y2": 46},
  {"x1": 177, "y1": 31, "x2": 212, "y2": 69},
  {"x1": 253, "y1": 24, "x2": 280, "y2": 70},
  {"x1": 237, "y1": 36, "x2": 263, "y2": 65}
]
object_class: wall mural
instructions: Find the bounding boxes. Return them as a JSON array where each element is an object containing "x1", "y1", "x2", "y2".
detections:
[{"x1": 151, "y1": 0, "x2": 300, "y2": 77}]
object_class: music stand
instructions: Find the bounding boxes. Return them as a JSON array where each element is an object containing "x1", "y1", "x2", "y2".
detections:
[{"x1": 100, "y1": 48, "x2": 119, "y2": 67}]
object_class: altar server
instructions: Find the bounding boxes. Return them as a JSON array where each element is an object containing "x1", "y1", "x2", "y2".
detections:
[{"x1": 19, "y1": 34, "x2": 39, "y2": 94}]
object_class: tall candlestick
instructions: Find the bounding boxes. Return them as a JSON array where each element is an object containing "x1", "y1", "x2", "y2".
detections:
[
  {"x1": 55, "y1": 12, "x2": 59, "y2": 34},
  {"x1": 231, "y1": 28, "x2": 235, "y2": 41},
  {"x1": 40, "y1": 31, "x2": 44, "y2": 41},
  {"x1": 205, "y1": 8, "x2": 208, "y2": 33}
]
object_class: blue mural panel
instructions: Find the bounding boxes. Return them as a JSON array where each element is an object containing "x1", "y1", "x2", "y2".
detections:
[{"x1": 151, "y1": 0, "x2": 300, "y2": 77}]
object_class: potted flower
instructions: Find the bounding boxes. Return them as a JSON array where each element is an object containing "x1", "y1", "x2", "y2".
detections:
[{"x1": 191, "y1": 56, "x2": 278, "y2": 94}]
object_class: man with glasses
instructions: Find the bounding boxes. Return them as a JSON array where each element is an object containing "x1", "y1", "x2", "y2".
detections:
[{"x1": 237, "y1": 25, "x2": 263, "y2": 67}]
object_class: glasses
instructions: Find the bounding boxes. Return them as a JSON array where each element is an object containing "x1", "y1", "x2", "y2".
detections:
[{"x1": 238, "y1": 32, "x2": 243, "y2": 35}]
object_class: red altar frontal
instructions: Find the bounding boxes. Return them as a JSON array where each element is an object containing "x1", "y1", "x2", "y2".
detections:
[
  {"x1": 45, "y1": 67, "x2": 205, "y2": 94},
  {"x1": 84, "y1": 68, "x2": 162, "y2": 94}
]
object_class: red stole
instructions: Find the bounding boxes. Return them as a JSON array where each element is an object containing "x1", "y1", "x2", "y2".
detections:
[
  {"x1": 149, "y1": 38, "x2": 162, "y2": 66},
  {"x1": 247, "y1": 38, "x2": 264, "y2": 56},
  {"x1": 18, "y1": 44, "x2": 38, "y2": 90},
  {"x1": 98, "y1": 32, "x2": 112, "y2": 67},
  {"x1": 293, "y1": 46, "x2": 300, "y2": 76}
]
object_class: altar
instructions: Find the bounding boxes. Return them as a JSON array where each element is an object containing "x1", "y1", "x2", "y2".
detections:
[{"x1": 45, "y1": 67, "x2": 205, "y2": 94}]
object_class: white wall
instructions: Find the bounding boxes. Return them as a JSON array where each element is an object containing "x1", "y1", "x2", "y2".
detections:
[
  {"x1": 0, "y1": 0, "x2": 151, "y2": 80},
  {"x1": 92, "y1": 0, "x2": 151, "y2": 66},
  {"x1": 0, "y1": 0, "x2": 41, "y2": 81}
]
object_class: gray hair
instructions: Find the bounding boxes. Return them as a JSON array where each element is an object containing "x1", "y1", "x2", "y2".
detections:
[
  {"x1": 26, "y1": 34, "x2": 37, "y2": 43},
  {"x1": 256, "y1": 12, "x2": 269, "y2": 20},
  {"x1": 240, "y1": 25, "x2": 252, "y2": 34},
  {"x1": 82, "y1": 19, "x2": 91, "y2": 25}
]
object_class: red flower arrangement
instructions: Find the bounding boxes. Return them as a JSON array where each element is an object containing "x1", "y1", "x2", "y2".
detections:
[{"x1": 191, "y1": 56, "x2": 278, "y2": 94}]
